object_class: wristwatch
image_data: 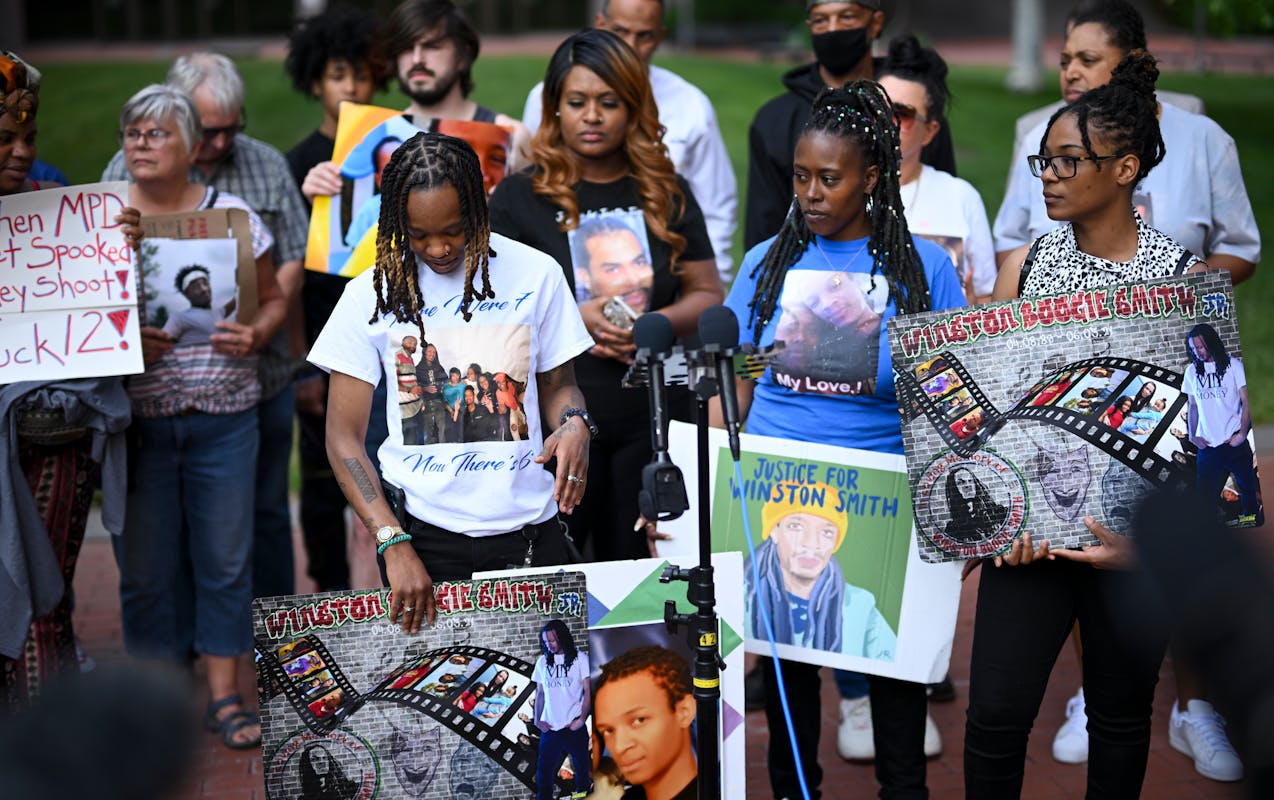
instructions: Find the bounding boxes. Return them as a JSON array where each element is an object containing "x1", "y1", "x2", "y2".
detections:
[
  {"x1": 560, "y1": 407, "x2": 599, "y2": 438},
  {"x1": 374, "y1": 525, "x2": 405, "y2": 545}
]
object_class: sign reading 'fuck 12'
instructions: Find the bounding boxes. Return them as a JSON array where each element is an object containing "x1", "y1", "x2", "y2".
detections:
[{"x1": 0, "y1": 182, "x2": 143, "y2": 382}]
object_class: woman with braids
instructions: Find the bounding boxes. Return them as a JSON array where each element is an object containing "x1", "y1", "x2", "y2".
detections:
[
  {"x1": 311, "y1": 131, "x2": 594, "y2": 632},
  {"x1": 488, "y1": 28, "x2": 722, "y2": 562},
  {"x1": 0, "y1": 51, "x2": 140, "y2": 709},
  {"x1": 720, "y1": 81, "x2": 965, "y2": 799},
  {"x1": 971, "y1": 51, "x2": 1212, "y2": 796}
]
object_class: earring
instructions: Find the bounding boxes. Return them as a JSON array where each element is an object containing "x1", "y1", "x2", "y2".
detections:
[{"x1": 865, "y1": 194, "x2": 874, "y2": 215}]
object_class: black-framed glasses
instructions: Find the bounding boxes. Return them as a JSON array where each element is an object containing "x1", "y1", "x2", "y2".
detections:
[
  {"x1": 1027, "y1": 152, "x2": 1124, "y2": 179},
  {"x1": 892, "y1": 103, "x2": 929, "y2": 131}
]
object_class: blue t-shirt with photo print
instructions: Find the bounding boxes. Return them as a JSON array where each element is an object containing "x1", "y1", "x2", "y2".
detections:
[{"x1": 725, "y1": 234, "x2": 965, "y2": 455}]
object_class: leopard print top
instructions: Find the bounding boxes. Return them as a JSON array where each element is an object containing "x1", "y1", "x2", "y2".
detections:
[{"x1": 1019, "y1": 217, "x2": 1198, "y2": 297}]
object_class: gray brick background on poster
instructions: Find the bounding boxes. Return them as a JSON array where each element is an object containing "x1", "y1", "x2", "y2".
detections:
[
  {"x1": 888, "y1": 272, "x2": 1248, "y2": 563},
  {"x1": 253, "y1": 572, "x2": 588, "y2": 800}
]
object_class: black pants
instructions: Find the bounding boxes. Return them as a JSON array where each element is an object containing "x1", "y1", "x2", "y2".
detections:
[
  {"x1": 764, "y1": 658, "x2": 928, "y2": 799},
  {"x1": 572, "y1": 421, "x2": 650, "y2": 562},
  {"x1": 377, "y1": 516, "x2": 574, "y2": 583},
  {"x1": 964, "y1": 559, "x2": 1167, "y2": 799}
]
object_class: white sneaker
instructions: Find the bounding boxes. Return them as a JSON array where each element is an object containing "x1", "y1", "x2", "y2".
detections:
[
  {"x1": 1169, "y1": 699, "x2": 1244, "y2": 782},
  {"x1": 1051, "y1": 688, "x2": 1089, "y2": 764},
  {"x1": 923, "y1": 710, "x2": 943, "y2": 758},
  {"x1": 837, "y1": 696, "x2": 874, "y2": 760}
]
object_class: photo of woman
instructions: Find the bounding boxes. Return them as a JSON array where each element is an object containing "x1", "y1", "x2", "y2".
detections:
[{"x1": 942, "y1": 465, "x2": 1009, "y2": 544}]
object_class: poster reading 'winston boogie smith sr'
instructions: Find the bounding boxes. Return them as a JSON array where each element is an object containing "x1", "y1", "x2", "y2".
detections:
[
  {"x1": 888, "y1": 271, "x2": 1261, "y2": 564},
  {"x1": 254, "y1": 573, "x2": 587, "y2": 800}
]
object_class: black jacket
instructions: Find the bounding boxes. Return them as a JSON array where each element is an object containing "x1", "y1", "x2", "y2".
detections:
[{"x1": 743, "y1": 61, "x2": 958, "y2": 250}]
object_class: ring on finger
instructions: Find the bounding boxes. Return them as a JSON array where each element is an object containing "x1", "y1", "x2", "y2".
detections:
[
  {"x1": 403, "y1": 605, "x2": 415, "y2": 612},
  {"x1": 566, "y1": 474, "x2": 583, "y2": 484}
]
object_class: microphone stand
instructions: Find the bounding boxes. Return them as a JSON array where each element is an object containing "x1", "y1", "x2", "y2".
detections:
[{"x1": 661, "y1": 344, "x2": 726, "y2": 800}]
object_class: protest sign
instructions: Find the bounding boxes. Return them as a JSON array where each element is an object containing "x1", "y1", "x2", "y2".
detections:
[
  {"x1": 304, "y1": 102, "x2": 513, "y2": 279},
  {"x1": 888, "y1": 271, "x2": 1260, "y2": 562},
  {"x1": 138, "y1": 208, "x2": 257, "y2": 322},
  {"x1": 0, "y1": 181, "x2": 142, "y2": 382},
  {"x1": 657, "y1": 422, "x2": 961, "y2": 681},
  {"x1": 480, "y1": 553, "x2": 748, "y2": 800},
  {"x1": 255, "y1": 573, "x2": 589, "y2": 799}
]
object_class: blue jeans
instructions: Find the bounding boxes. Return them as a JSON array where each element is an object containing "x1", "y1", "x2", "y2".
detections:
[
  {"x1": 114, "y1": 409, "x2": 258, "y2": 660},
  {"x1": 253, "y1": 386, "x2": 295, "y2": 598},
  {"x1": 537, "y1": 725, "x2": 591, "y2": 800},
  {"x1": 1197, "y1": 439, "x2": 1260, "y2": 517}
]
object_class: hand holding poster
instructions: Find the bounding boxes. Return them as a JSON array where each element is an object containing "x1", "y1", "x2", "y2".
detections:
[
  {"x1": 888, "y1": 271, "x2": 1261, "y2": 563},
  {"x1": 0, "y1": 181, "x2": 142, "y2": 382},
  {"x1": 305, "y1": 103, "x2": 513, "y2": 279},
  {"x1": 658, "y1": 422, "x2": 961, "y2": 682}
]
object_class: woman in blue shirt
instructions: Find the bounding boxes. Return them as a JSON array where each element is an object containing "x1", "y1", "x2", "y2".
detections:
[{"x1": 723, "y1": 82, "x2": 964, "y2": 800}]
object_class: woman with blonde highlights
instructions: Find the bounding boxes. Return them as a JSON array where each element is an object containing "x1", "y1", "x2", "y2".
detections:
[{"x1": 490, "y1": 28, "x2": 722, "y2": 561}]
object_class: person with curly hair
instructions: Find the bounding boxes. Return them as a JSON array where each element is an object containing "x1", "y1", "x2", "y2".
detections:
[
  {"x1": 489, "y1": 28, "x2": 723, "y2": 562},
  {"x1": 593, "y1": 646, "x2": 698, "y2": 800}
]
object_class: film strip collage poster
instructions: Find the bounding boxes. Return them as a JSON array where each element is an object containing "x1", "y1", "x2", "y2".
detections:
[
  {"x1": 479, "y1": 554, "x2": 749, "y2": 800},
  {"x1": 253, "y1": 573, "x2": 588, "y2": 800},
  {"x1": 888, "y1": 271, "x2": 1261, "y2": 562}
]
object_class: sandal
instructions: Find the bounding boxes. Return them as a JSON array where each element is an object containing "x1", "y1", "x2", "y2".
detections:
[{"x1": 204, "y1": 694, "x2": 262, "y2": 750}]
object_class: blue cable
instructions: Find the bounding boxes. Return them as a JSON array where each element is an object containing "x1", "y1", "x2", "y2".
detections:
[{"x1": 734, "y1": 459, "x2": 813, "y2": 800}]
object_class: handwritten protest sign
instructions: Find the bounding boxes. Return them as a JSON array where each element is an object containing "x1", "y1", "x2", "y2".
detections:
[{"x1": 0, "y1": 182, "x2": 142, "y2": 382}]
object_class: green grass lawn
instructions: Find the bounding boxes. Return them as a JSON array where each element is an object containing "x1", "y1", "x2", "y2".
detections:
[{"x1": 33, "y1": 54, "x2": 1274, "y2": 420}]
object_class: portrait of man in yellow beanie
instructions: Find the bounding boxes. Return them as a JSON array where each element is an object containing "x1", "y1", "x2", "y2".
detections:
[{"x1": 745, "y1": 482, "x2": 897, "y2": 660}]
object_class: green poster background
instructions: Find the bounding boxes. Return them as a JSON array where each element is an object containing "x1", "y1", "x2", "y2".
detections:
[{"x1": 709, "y1": 446, "x2": 914, "y2": 632}]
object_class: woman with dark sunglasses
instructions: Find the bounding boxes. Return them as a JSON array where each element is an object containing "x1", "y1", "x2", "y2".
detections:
[
  {"x1": 878, "y1": 35, "x2": 996, "y2": 305},
  {"x1": 966, "y1": 51, "x2": 1208, "y2": 798}
]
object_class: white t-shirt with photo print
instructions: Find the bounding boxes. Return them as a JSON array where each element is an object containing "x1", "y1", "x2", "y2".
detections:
[
  {"x1": 901, "y1": 164, "x2": 997, "y2": 298},
  {"x1": 309, "y1": 232, "x2": 593, "y2": 536}
]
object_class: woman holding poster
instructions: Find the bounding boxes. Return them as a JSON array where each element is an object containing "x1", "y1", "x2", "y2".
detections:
[
  {"x1": 0, "y1": 51, "x2": 139, "y2": 709},
  {"x1": 721, "y1": 82, "x2": 965, "y2": 800},
  {"x1": 111, "y1": 84, "x2": 287, "y2": 750},
  {"x1": 488, "y1": 29, "x2": 722, "y2": 562},
  {"x1": 976, "y1": 52, "x2": 1212, "y2": 794}
]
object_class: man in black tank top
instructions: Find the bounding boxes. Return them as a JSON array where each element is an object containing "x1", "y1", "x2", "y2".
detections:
[{"x1": 385, "y1": 0, "x2": 531, "y2": 170}]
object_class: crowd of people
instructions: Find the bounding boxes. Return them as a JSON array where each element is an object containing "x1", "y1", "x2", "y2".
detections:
[{"x1": 0, "y1": 0, "x2": 1262, "y2": 797}]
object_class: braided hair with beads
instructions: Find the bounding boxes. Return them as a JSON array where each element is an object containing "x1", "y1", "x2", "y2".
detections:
[
  {"x1": 745, "y1": 80, "x2": 931, "y2": 342},
  {"x1": 1039, "y1": 49, "x2": 1165, "y2": 185},
  {"x1": 370, "y1": 131, "x2": 495, "y2": 330}
]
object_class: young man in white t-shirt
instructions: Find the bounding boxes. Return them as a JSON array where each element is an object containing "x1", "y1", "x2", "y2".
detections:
[
  {"x1": 310, "y1": 132, "x2": 597, "y2": 633},
  {"x1": 1183, "y1": 323, "x2": 1261, "y2": 526},
  {"x1": 532, "y1": 619, "x2": 591, "y2": 799}
]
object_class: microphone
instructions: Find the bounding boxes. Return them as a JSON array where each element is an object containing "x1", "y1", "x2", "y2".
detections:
[
  {"x1": 698, "y1": 305, "x2": 742, "y2": 462},
  {"x1": 633, "y1": 313, "x2": 688, "y2": 521}
]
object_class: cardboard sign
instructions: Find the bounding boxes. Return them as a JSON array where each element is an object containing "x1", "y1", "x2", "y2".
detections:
[
  {"x1": 0, "y1": 181, "x2": 143, "y2": 382},
  {"x1": 480, "y1": 553, "x2": 748, "y2": 800},
  {"x1": 304, "y1": 102, "x2": 513, "y2": 279},
  {"x1": 138, "y1": 208, "x2": 257, "y2": 322},
  {"x1": 657, "y1": 422, "x2": 962, "y2": 681},
  {"x1": 254, "y1": 573, "x2": 590, "y2": 800},
  {"x1": 888, "y1": 271, "x2": 1260, "y2": 562}
]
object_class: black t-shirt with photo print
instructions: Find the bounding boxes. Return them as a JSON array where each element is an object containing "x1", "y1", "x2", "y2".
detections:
[{"x1": 489, "y1": 171, "x2": 714, "y2": 428}]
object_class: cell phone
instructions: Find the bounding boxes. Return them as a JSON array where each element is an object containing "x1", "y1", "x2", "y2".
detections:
[{"x1": 602, "y1": 296, "x2": 640, "y2": 330}]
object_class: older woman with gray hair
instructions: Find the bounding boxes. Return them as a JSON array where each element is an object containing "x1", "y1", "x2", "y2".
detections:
[{"x1": 113, "y1": 83, "x2": 286, "y2": 749}]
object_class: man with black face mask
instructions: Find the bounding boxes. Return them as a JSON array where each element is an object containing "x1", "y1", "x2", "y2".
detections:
[{"x1": 743, "y1": 0, "x2": 957, "y2": 249}]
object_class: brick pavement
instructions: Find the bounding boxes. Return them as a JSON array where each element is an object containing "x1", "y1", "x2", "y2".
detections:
[{"x1": 70, "y1": 494, "x2": 1263, "y2": 799}]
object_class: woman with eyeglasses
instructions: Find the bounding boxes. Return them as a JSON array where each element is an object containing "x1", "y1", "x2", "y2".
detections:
[
  {"x1": 877, "y1": 35, "x2": 996, "y2": 305},
  {"x1": 113, "y1": 84, "x2": 287, "y2": 750},
  {"x1": 0, "y1": 51, "x2": 140, "y2": 710},
  {"x1": 966, "y1": 51, "x2": 1207, "y2": 797}
]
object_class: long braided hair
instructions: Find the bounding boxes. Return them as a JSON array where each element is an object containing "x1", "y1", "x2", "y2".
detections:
[
  {"x1": 1039, "y1": 49, "x2": 1165, "y2": 185},
  {"x1": 746, "y1": 81, "x2": 930, "y2": 342},
  {"x1": 370, "y1": 131, "x2": 495, "y2": 329}
]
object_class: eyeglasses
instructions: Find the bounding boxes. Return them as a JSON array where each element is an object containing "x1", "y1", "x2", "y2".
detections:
[
  {"x1": 201, "y1": 121, "x2": 246, "y2": 140},
  {"x1": 1027, "y1": 152, "x2": 1124, "y2": 179},
  {"x1": 892, "y1": 103, "x2": 929, "y2": 131},
  {"x1": 119, "y1": 128, "x2": 175, "y2": 147}
]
